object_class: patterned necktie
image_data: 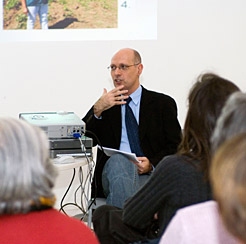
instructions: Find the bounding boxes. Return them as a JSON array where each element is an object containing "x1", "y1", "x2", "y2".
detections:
[{"x1": 125, "y1": 97, "x2": 144, "y2": 156}]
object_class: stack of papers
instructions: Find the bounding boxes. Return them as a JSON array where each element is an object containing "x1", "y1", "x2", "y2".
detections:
[{"x1": 98, "y1": 146, "x2": 141, "y2": 163}]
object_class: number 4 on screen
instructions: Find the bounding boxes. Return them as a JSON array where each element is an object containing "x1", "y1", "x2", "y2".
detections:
[{"x1": 121, "y1": 1, "x2": 127, "y2": 8}]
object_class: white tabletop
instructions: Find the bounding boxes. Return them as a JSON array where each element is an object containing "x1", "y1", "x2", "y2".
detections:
[{"x1": 53, "y1": 157, "x2": 92, "y2": 171}]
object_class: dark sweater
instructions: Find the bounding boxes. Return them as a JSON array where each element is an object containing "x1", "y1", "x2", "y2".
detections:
[{"x1": 122, "y1": 155, "x2": 212, "y2": 236}]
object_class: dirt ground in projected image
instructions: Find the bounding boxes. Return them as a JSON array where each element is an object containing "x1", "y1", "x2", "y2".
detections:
[{"x1": 3, "y1": 0, "x2": 117, "y2": 29}]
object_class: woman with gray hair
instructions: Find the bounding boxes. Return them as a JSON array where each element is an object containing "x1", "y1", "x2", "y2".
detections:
[
  {"x1": 211, "y1": 91, "x2": 246, "y2": 153},
  {"x1": 0, "y1": 118, "x2": 99, "y2": 244}
]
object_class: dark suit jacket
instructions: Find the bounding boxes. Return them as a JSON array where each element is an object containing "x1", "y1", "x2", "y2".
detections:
[{"x1": 83, "y1": 86, "x2": 181, "y2": 197}]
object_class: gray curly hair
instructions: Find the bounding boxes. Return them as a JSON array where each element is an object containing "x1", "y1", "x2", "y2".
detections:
[
  {"x1": 211, "y1": 91, "x2": 246, "y2": 154},
  {"x1": 0, "y1": 118, "x2": 57, "y2": 214}
]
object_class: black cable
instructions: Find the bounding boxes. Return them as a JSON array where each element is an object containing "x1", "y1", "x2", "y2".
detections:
[
  {"x1": 60, "y1": 202, "x2": 85, "y2": 214},
  {"x1": 59, "y1": 167, "x2": 87, "y2": 217},
  {"x1": 73, "y1": 166, "x2": 85, "y2": 212},
  {"x1": 79, "y1": 166, "x2": 85, "y2": 211},
  {"x1": 78, "y1": 133, "x2": 97, "y2": 221},
  {"x1": 83, "y1": 130, "x2": 106, "y2": 204},
  {"x1": 85, "y1": 129, "x2": 105, "y2": 154},
  {"x1": 59, "y1": 168, "x2": 76, "y2": 215},
  {"x1": 69, "y1": 129, "x2": 106, "y2": 222},
  {"x1": 58, "y1": 131, "x2": 99, "y2": 218}
]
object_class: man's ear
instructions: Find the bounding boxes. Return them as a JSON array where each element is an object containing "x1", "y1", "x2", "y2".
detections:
[{"x1": 138, "y1": 63, "x2": 143, "y2": 76}]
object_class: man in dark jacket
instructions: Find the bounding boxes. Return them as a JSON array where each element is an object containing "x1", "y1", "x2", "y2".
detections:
[{"x1": 83, "y1": 48, "x2": 181, "y2": 208}]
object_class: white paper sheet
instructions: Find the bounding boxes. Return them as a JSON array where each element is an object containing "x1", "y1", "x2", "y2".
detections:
[{"x1": 98, "y1": 146, "x2": 141, "y2": 163}]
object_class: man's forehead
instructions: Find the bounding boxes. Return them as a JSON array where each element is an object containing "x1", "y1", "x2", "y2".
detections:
[{"x1": 111, "y1": 49, "x2": 134, "y2": 64}]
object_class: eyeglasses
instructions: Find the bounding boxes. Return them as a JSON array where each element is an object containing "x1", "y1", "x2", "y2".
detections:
[{"x1": 107, "y1": 63, "x2": 140, "y2": 71}]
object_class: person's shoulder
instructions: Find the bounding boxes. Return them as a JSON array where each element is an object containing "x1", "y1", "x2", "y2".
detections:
[
  {"x1": 174, "y1": 201, "x2": 221, "y2": 233},
  {"x1": 170, "y1": 201, "x2": 219, "y2": 236},
  {"x1": 156, "y1": 155, "x2": 200, "y2": 177},
  {"x1": 142, "y1": 86, "x2": 177, "y2": 108},
  {"x1": 159, "y1": 154, "x2": 185, "y2": 166},
  {"x1": 46, "y1": 209, "x2": 99, "y2": 242},
  {"x1": 143, "y1": 86, "x2": 175, "y2": 100},
  {"x1": 178, "y1": 200, "x2": 217, "y2": 216},
  {"x1": 41, "y1": 209, "x2": 88, "y2": 229},
  {"x1": 156, "y1": 154, "x2": 183, "y2": 171}
]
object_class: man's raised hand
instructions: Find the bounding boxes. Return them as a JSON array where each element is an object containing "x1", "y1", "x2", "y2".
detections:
[{"x1": 93, "y1": 85, "x2": 128, "y2": 117}]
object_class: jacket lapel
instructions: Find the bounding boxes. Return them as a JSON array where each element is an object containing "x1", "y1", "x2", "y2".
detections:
[
  {"x1": 110, "y1": 105, "x2": 122, "y2": 148},
  {"x1": 139, "y1": 87, "x2": 154, "y2": 141}
]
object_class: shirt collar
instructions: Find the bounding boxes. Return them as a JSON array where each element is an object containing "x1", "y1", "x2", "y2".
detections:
[{"x1": 129, "y1": 85, "x2": 142, "y2": 106}]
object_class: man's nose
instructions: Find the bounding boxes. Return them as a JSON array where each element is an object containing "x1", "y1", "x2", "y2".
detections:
[{"x1": 114, "y1": 67, "x2": 122, "y2": 74}]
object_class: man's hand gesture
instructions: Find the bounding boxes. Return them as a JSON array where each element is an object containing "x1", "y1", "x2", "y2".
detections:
[{"x1": 94, "y1": 85, "x2": 128, "y2": 117}]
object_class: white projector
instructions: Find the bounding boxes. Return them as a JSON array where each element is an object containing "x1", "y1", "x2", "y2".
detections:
[{"x1": 19, "y1": 112, "x2": 85, "y2": 139}]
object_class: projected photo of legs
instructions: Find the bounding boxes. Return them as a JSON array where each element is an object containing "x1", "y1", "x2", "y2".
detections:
[{"x1": 3, "y1": 0, "x2": 117, "y2": 29}]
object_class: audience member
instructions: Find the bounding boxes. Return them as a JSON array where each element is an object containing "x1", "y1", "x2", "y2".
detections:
[
  {"x1": 211, "y1": 91, "x2": 246, "y2": 153},
  {"x1": 92, "y1": 73, "x2": 240, "y2": 244},
  {"x1": 159, "y1": 91, "x2": 246, "y2": 244},
  {"x1": 211, "y1": 134, "x2": 246, "y2": 244},
  {"x1": 83, "y1": 48, "x2": 181, "y2": 208},
  {"x1": 0, "y1": 118, "x2": 99, "y2": 244},
  {"x1": 159, "y1": 200, "x2": 238, "y2": 244}
]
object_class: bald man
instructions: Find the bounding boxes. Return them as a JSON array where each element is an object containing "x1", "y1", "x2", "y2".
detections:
[{"x1": 83, "y1": 48, "x2": 181, "y2": 208}]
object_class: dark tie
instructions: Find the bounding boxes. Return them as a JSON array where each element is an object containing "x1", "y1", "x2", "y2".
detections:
[{"x1": 125, "y1": 97, "x2": 144, "y2": 156}]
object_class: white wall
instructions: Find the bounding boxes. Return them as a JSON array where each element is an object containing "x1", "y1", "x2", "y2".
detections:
[{"x1": 1, "y1": 0, "x2": 246, "y2": 127}]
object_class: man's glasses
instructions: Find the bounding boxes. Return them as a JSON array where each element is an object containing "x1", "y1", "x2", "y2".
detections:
[{"x1": 107, "y1": 63, "x2": 140, "y2": 71}]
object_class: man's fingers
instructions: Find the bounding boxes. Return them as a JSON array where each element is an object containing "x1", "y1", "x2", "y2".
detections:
[
  {"x1": 112, "y1": 85, "x2": 124, "y2": 92},
  {"x1": 110, "y1": 90, "x2": 128, "y2": 98},
  {"x1": 110, "y1": 86, "x2": 128, "y2": 96},
  {"x1": 116, "y1": 90, "x2": 128, "y2": 97},
  {"x1": 100, "y1": 86, "x2": 128, "y2": 109},
  {"x1": 115, "y1": 95, "x2": 128, "y2": 101},
  {"x1": 103, "y1": 88, "x2": 107, "y2": 95}
]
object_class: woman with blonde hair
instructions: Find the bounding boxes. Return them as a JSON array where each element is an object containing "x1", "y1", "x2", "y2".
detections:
[{"x1": 211, "y1": 134, "x2": 246, "y2": 244}]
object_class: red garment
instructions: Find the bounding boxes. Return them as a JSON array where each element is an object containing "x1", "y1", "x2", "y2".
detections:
[{"x1": 0, "y1": 208, "x2": 99, "y2": 244}]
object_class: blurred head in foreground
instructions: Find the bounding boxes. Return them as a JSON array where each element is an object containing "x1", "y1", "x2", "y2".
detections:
[
  {"x1": 0, "y1": 118, "x2": 57, "y2": 214},
  {"x1": 211, "y1": 91, "x2": 246, "y2": 153},
  {"x1": 211, "y1": 133, "x2": 246, "y2": 244}
]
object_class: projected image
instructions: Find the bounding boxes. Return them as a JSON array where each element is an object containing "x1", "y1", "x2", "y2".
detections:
[
  {"x1": 0, "y1": 0, "x2": 157, "y2": 41},
  {"x1": 3, "y1": 0, "x2": 117, "y2": 29}
]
